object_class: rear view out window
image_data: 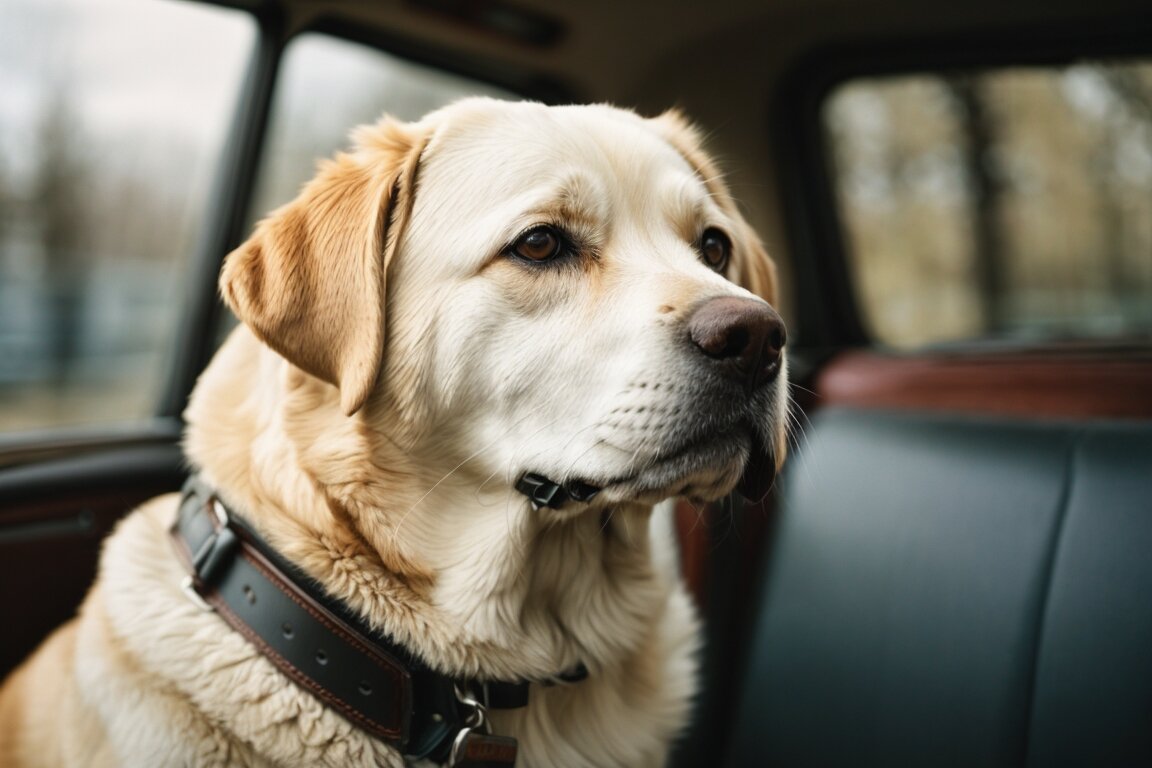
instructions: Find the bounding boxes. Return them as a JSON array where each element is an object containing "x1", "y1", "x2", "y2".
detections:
[
  {"x1": 0, "y1": 0, "x2": 253, "y2": 432},
  {"x1": 825, "y1": 61, "x2": 1152, "y2": 348}
]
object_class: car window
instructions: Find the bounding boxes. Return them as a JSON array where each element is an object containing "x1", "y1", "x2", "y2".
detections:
[
  {"x1": 825, "y1": 60, "x2": 1152, "y2": 348},
  {"x1": 0, "y1": 0, "x2": 254, "y2": 433},
  {"x1": 247, "y1": 33, "x2": 517, "y2": 225}
]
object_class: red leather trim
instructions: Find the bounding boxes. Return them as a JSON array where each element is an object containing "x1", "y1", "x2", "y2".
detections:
[
  {"x1": 816, "y1": 349, "x2": 1152, "y2": 420},
  {"x1": 675, "y1": 501, "x2": 709, "y2": 610},
  {"x1": 674, "y1": 497, "x2": 777, "y2": 615}
]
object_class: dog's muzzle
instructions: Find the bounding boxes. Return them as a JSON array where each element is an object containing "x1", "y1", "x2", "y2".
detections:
[{"x1": 516, "y1": 297, "x2": 786, "y2": 510}]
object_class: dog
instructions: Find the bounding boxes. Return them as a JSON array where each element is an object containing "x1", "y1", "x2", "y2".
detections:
[{"x1": 0, "y1": 99, "x2": 787, "y2": 767}]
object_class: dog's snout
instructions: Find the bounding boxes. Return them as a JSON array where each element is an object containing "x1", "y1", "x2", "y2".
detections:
[{"x1": 688, "y1": 296, "x2": 786, "y2": 391}]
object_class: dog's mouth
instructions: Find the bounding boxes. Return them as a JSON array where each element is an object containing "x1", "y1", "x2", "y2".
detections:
[{"x1": 519, "y1": 419, "x2": 776, "y2": 510}]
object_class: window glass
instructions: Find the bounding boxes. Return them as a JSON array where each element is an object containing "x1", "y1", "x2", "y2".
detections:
[
  {"x1": 247, "y1": 34, "x2": 517, "y2": 223},
  {"x1": 825, "y1": 61, "x2": 1152, "y2": 348},
  {"x1": 0, "y1": 0, "x2": 253, "y2": 432}
]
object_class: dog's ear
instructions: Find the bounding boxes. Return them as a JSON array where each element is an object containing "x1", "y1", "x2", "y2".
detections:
[
  {"x1": 648, "y1": 109, "x2": 779, "y2": 305},
  {"x1": 221, "y1": 117, "x2": 427, "y2": 416}
]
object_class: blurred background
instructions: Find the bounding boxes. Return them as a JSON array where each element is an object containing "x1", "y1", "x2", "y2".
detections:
[
  {"x1": 0, "y1": 0, "x2": 508, "y2": 432},
  {"x1": 0, "y1": 0, "x2": 251, "y2": 429},
  {"x1": 1, "y1": 0, "x2": 1150, "y2": 432}
]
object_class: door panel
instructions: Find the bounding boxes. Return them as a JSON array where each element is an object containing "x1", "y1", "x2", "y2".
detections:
[{"x1": 0, "y1": 441, "x2": 184, "y2": 676}]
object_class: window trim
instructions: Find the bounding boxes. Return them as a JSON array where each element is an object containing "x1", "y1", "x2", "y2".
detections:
[
  {"x1": 0, "y1": 418, "x2": 184, "y2": 470},
  {"x1": 158, "y1": 2, "x2": 286, "y2": 420},
  {"x1": 302, "y1": 15, "x2": 574, "y2": 104}
]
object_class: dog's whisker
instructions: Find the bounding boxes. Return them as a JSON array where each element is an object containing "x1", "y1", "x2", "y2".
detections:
[
  {"x1": 784, "y1": 393, "x2": 820, "y2": 489},
  {"x1": 473, "y1": 465, "x2": 512, "y2": 506},
  {"x1": 502, "y1": 411, "x2": 574, "y2": 481},
  {"x1": 624, "y1": 435, "x2": 663, "y2": 477},
  {"x1": 599, "y1": 508, "x2": 615, "y2": 533},
  {"x1": 421, "y1": 407, "x2": 580, "y2": 561},
  {"x1": 390, "y1": 406, "x2": 558, "y2": 538},
  {"x1": 681, "y1": 498, "x2": 710, "y2": 536},
  {"x1": 559, "y1": 435, "x2": 611, "y2": 481},
  {"x1": 790, "y1": 382, "x2": 818, "y2": 398},
  {"x1": 784, "y1": 392, "x2": 813, "y2": 463},
  {"x1": 556, "y1": 418, "x2": 606, "y2": 456}
]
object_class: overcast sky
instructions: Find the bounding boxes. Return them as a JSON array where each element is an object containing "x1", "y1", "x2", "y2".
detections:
[{"x1": 0, "y1": 0, "x2": 254, "y2": 185}]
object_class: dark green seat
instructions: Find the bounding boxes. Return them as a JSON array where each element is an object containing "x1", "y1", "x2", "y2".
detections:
[{"x1": 726, "y1": 409, "x2": 1152, "y2": 767}]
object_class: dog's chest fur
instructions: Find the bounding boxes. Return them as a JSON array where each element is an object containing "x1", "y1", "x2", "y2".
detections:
[{"x1": 80, "y1": 487, "x2": 698, "y2": 767}]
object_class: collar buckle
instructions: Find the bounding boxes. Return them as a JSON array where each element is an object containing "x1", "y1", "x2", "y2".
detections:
[
  {"x1": 180, "y1": 575, "x2": 214, "y2": 613},
  {"x1": 449, "y1": 684, "x2": 518, "y2": 767},
  {"x1": 189, "y1": 499, "x2": 238, "y2": 583},
  {"x1": 179, "y1": 492, "x2": 238, "y2": 612}
]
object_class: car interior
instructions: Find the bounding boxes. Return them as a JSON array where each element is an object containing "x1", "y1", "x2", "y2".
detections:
[{"x1": 1, "y1": 0, "x2": 1150, "y2": 764}]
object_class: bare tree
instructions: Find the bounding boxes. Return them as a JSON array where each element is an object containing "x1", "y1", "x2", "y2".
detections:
[
  {"x1": 948, "y1": 74, "x2": 1008, "y2": 333},
  {"x1": 0, "y1": 154, "x2": 9, "y2": 245},
  {"x1": 34, "y1": 86, "x2": 91, "y2": 385}
]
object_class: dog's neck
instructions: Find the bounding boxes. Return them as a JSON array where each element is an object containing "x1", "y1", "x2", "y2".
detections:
[{"x1": 184, "y1": 329, "x2": 667, "y2": 682}]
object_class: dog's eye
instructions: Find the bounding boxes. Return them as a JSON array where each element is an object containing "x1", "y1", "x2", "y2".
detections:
[
  {"x1": 698, "y1": 228, "x2": 731, "y2": 272},
  {"x1": 510, "y1": 226, "x2": 564, "y2": 262}
]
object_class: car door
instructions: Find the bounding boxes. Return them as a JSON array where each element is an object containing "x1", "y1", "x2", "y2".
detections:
[{"x1": 0, "y1": 0, "x2": 525, "y2": 681}]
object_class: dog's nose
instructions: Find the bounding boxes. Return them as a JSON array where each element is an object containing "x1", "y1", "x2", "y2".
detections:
[{"x1": 688, "y1": 296, "x2": 786, "y2": 391}]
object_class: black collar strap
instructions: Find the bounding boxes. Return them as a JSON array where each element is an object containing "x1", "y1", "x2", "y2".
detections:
[
  {"x1": 170, "y1": 475, "x2": 585, "y2": 765},
  {"x1": 515, "y1": 472, "x2": 601, "y2": 510}
]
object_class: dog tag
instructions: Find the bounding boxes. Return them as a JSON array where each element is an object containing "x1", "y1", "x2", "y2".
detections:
[{"x1": 452, "y1": 732, "x2": 518, "y2": 767}]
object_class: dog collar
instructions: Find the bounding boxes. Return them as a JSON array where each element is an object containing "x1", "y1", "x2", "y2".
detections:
[{"x1": 170, "y1": 475, "x2": 585, "y2": 765}]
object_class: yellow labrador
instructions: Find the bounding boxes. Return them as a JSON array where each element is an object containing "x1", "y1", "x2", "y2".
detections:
[{"x1": 0, "y1": 99, "x2": 787, "y2": 767}]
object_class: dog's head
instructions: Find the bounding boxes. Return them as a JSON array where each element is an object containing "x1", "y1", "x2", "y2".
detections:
[{"x1": 221, "y1": 99, "x2": 787, "y2": 512}]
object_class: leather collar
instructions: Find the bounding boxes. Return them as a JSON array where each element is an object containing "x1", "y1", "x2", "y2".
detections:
[{"x1": 169, "y1": 475, "x2": 585, "y2": 764}]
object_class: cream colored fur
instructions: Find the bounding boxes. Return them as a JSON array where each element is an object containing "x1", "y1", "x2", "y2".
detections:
[{"x1": 0, "y1": 99, "x2": 786, "y2": 767}]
